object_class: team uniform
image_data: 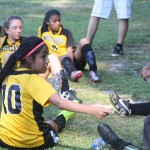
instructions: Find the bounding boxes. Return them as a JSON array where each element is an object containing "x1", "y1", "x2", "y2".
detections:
[
  {"x1": 0, "y1": 68, "x2": 59, "y2": 149},
  {"x1": 0, "y1": 36, "x2": 25, "y2": 68},
  {"x1": 38, "y1": 26, "x2": 75, "y2": 57}
]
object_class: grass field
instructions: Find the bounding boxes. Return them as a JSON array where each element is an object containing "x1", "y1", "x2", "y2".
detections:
[{"x1": 0, "y1": 0, "x2": 150, "y2": 149}]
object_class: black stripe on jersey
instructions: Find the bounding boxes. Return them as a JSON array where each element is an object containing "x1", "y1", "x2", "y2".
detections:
[
  {"x1": 1, "y1": 36, "x2": 26, "y2": 50},
  {"x1": 9, "y1": 70, "x2": 35, "y2": 75},
  {"x1": 33, "y1": 100, "x2": 50, "y2": 147}
]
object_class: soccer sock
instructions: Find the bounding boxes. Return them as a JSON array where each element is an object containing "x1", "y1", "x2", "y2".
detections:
[
  {"x1": 57, "y1": 110, "x2": 75, "y2": 122},
  {"x1": 116, "y1": 43, "x2": 123, "y2": 48},
  {"x1": 54, "y1": 114, "x2": 66, "y2": 133},
  {"x1": 61, "y1": 57, "x2": 76, "y2": 75},
  {"x1": 54, "y1": 100, "x2": 80, "y2": 133},
  {"x1": 54, "y1": 110, "x2": 75, "y2": 133},
  {"x1": 82, "y1": 44, "x2": 97, "y2": 71},
  {"x1": 60, "y1": 69, "x2": 69, "y2": 91},
  {"x1": 130, "y1": 102, "x2": 150, "y2": 116}
]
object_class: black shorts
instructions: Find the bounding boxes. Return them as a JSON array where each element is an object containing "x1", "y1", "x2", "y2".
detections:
[
  {"x1": 0, "y1": 124, "x2": 59, "y2": 150},
  {"x1": 73, "y1": 57, "x2": 86, "y2": 71}
]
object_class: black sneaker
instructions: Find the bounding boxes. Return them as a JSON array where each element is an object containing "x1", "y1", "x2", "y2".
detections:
[
  {"x1": 59, "y1": 88, "x2": 82, "y2": 103},
  {"x1": 109, "y1": 91, "x2": 131, "y2": 117},
  {"x1": 98, "y1": 123, "x2": 140, "y2": 150},
  {"x1": 112, "y1": 46, "x2": 123, "y2": 57}
]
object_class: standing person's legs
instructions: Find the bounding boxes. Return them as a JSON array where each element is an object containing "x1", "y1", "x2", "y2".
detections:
[
  {"x1": 143, "y1": 115, "x2": 150, "y2": 150},
  {"x1": 86, "y1": 17, "x2": 100, "y2": 44},
  {"x1": 117, "y1": 19, "x2": 129, "y2": 45},
  {"x1": 112, "y1": 0, "x2": 133, "y2": 57},
  {"x1": 86, "y1": 0, "x2": 113, "y2": 43}
]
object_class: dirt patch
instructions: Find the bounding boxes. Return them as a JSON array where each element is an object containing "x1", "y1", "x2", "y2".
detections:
[{"x1": 109, "y1": 63, "x2": 126, "y2": 73}]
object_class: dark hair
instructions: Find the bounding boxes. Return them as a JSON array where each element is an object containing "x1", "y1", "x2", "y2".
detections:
[
  {"x1": 0, "y1": 36, "x2": 44, "y2": 89},
  {"x1": 0, "y1": 26, "x2": 5, "y2": 37},
  {"x1": 41, "y1": 9, "x2": 60, "y2": 34}
]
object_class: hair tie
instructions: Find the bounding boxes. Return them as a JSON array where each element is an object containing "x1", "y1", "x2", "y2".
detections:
[{"x1": 22, "y1": 42, "x2": 44, "y2": 60}]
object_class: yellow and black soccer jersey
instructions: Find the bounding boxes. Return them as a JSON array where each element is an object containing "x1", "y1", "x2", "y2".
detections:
[
  {"x1": 0, "y1": 36, "x2": 25, "y2": 68},
  {"x1": 0, "y1": 68, "x2": 57, "y2": 148},
  {"x1": 38, "y1": 26, "x2": 75, "y2": 57}
]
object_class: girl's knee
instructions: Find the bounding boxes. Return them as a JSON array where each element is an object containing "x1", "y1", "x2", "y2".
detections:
[
  {"x1": 48, "y1": 54, "x2": 58, "y2": 60},
  {"x1": 79, "y1": 38, "x2": 90, "y2": 46}
]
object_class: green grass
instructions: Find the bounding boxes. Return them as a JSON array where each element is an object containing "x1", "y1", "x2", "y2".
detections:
[{"x1": 0, "y1": 0, "x2": 150, "y2": 149}]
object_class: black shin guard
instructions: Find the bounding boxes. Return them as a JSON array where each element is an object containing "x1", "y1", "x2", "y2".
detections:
[
  {"x1": 61, "y1": 57, "x2": 76, "y2": 75},
  {"x1": 60, "y1": 70, "x2": 69, "y2": 91},
  {"x1": 82, "y1": 44, "x2": 97, "y2": 71},
  {"x1": 54, "y1": 114, "x2": 66, "y2": 133}
]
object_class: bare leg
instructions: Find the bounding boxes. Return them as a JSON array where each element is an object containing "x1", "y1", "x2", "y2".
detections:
[
  {"x1": 48, "y1": 54, "x2": 63, "y2": 75},
  {"x1": 117, "y1": 19, "x2": 129, "y2": 44},
  {"x1": 74, "y1": 38, "x2": 89, "y2": 60},
  {"x1": 39, "y1": 54, "x2": 62, "y2": 79},
  {"x1": 86, "y1": 16, "x2": 100, "y2": 43},
  {"x1": 46, "y1": 119, "x2": 59, "y2": 133},
  {"x1": 112, "y1": 19, "x2": 128, "y2": 56}
]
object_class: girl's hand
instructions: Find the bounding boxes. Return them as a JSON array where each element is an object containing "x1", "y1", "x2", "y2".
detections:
[
  {"x1": 91, "y1": 104, "x2": 113, "y2": 119},
  {"x1": 141, "y1": 62, "x2": 150, "y2": 81}
]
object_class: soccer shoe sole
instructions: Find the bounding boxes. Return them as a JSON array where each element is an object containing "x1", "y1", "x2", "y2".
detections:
[{"x1": 109, "y1": 91, "x2": 130, "y2": 117}]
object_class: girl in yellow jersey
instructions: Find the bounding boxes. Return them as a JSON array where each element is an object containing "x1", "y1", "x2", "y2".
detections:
[
  {"x1": 0, "y1": 36, "x2": 110, "y2": 149},
  {"x1": 38, "y1": 9, "x2": 100, "y2": 82},
  {"x1": 0, "y1": 16, "x2": 25, "y2": 69}
]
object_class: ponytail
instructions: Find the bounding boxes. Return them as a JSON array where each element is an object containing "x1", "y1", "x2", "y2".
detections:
[
  {"x1": 0, "y1": 26, "x2": 5, "y2": 37},
  {"x1": 0, "y1": 53, "x2": 18, "y2": 88}
]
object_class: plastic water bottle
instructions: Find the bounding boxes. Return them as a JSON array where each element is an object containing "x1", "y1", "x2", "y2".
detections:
[
  {"x1": 146, "y1": 76, "x2": 150, "y2": 83},
  {"x1": 51, "y1": 73, "x2": 62, "y2": 92},
  {"x1": 92, "y1": 137, "x2": 107, "y2": 150}
]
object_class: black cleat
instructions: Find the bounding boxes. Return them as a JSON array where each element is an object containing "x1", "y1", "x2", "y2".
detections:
[
  {"x1": 109, "y1": 91, "x2": 131, "y2": 117},
  {"x1": 59, "y1": 88, "x2": 82, "y2": 103},
  {"x1": 98, "y1": 123, "x2": 131, "y2": 150}
]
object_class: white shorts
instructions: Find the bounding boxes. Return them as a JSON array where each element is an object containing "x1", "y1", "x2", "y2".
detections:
[{"x1": 91, "y1": 0, "x2": 133, "y2": 19}]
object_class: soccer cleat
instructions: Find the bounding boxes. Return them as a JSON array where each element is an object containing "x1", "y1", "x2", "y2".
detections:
[
  {"x1": 71, "y1": 70, "x2": 82, "y2": 82},
  {"x1": 112, "y1": 46, "x2": 123, "y2": 57},
  {"x1": 109, "y1": 91, "x2": 131, "y2": 117},
  {"x1": 59, "y1": 88, "x2": 82, "y2": 103},
  {"x1": 98, "y1": 123, "x2": 140, "y2": 150},
  {"x1": 89, "y1": 70, "x2": 101, "y2": 82},
  {"x1": 124, "y1": 145, "x2": 141, "y2": 150}
]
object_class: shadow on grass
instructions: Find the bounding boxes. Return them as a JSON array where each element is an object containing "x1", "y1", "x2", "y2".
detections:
[{"x1": 57, "y1": 144, "x2": 92, "y2": 150}]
